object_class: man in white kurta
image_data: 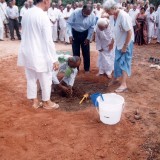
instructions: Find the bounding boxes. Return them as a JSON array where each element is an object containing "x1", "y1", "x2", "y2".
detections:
[
  {"x1": 156, "y1": 6, "x2": 160, "y2": 43},
  {"x1": 20, "y1": 2, "x2": 29, "y2": 19},
  {"x1": 59, "y1": 5, "x2": 65, "y2": 42},
  {"x1": 17, "y1": 0, "x2": 59, "y2": 109},
  {"x1": 0, "y1": 0, "x2": 8, "y2": 38},
  {"x1": 96, "y1": 18, "x2": 115, "y2": 78},
  {"x1": 0, "y1": 1, "x2": 5, "y2": 40},
  {"x1": 146, "y1": 6, "x2": 156, "y2": 44},
  {"x1": 48, "y1": 2, "x2": 60, "y2": 42},
  {"x1": 95, "y1": 3, "x2": 103, "y2": 19},
  {"x1": 128, "y1": 4, "x2": 139, "y2": 33},
  {"x1": 63, "y1": 4, "x2": 73, "y2": 43}
]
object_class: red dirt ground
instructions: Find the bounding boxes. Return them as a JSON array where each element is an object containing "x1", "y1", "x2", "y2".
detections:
[{"x1": 0, "y1": 41, "x2": 160, "y2": 160}]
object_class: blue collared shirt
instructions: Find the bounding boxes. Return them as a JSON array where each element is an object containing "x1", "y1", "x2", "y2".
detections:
[{"x1": 67, "y1": 8, "x2": 96, "y2": 40}]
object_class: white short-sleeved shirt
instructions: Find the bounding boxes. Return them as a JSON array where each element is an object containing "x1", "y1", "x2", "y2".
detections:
[
  {"x1": 20, "y1": 7, "x2": 28, "y2": 17},
  {"x1": 114, "y1": 10, "x2": 134, "y2": 50},
  {"x1": 129, "y1": 9, "x2": 139, "y2": 26}
]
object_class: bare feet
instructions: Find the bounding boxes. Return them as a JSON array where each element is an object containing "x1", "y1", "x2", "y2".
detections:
[{"x1": 43, "y1": 100, "x2": 59, "y2": 110}]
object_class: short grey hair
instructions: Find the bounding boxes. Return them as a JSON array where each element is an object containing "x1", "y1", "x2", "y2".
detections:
[
  {"x1": 97, "y1": 18, "x2": 109, "y2": 26},
  {"x1": 103, "y1": 0, "x2": 117, "y2": 10}
]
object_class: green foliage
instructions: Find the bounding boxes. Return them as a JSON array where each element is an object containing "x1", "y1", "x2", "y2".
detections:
[{"x1": 150, "y1": 0, "x2": 160, "y2": 7}]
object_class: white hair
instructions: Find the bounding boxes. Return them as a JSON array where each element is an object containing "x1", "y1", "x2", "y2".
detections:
[
  {"x1": 97, "y1": 18, "x2": 109, "y2": 26},
  {"x1": 103, "y1": 0, "x2": 117, "y2": 10}
]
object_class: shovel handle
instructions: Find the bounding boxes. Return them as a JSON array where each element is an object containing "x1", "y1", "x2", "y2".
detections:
[{"x1": 79, "y1": 97, "x2": 85, "y2": 104}]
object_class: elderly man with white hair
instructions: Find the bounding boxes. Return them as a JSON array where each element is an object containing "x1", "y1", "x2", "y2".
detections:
[
  {"x1": 103, "y1": 0, "x2": 134, "y2": 93},
  {"x1": 95, "y1": 18, "x2": 115, "y2": 78}
]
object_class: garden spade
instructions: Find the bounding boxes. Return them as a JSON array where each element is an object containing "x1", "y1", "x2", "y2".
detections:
[{"x1": 79, "y1": 93, "x2": 89, "y2": 104}]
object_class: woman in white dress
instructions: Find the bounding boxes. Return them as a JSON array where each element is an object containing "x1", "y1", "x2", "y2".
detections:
[{"x1": 95, "y1": 18, "x2": 115, "y2": 79}]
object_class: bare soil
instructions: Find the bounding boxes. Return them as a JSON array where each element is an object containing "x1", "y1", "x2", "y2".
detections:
[{"x1": 0, "y1": 40, "x2": 160, "y2": 160}]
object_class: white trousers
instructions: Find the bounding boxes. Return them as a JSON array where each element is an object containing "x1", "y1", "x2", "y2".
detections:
[
  {"x1": 157, "y1": 29, "x2": 160, "y2": 43},
  {"x1": 25, "y1": 68, "x2": 52, "y2": 101},
  {"x1": 65, "y1": 28, "x2": 70, "y2": 43},
  {"x1": 0, "y1": 25, "x2": 4, "y2": 40},
  {"x1": 59, "y1": 27, "x2": 65, "y2": 42},
  {"x1": 51, "y1": 26, "x2": 58, "y2": 42}
]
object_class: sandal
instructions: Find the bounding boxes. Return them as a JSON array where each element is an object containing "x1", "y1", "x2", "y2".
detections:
[
  {"x1": 43, "y1": 102, "x2": 59, "y2": 110},
  {"x1": 115, "y1": 88, "x2": 128, "y2": 93},
  {"x1": 32, "y1": 102, "x2": 43, "y2": 109}
]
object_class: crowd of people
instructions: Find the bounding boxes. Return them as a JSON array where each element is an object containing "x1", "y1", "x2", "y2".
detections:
[
  {"x1": 0, "y1": 0, "x2": 160, "y2": 44},
  {"x1": 0, "y1": 0, "x2": 160, "y2": 109}
]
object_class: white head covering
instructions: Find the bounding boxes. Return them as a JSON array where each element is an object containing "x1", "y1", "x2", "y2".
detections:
[
  {"x1": 103, "y1": 0, "x2": 117, "y2": 10},
  {"x1": 97, "y1": 18, "x2": 109, "y2": 26}
]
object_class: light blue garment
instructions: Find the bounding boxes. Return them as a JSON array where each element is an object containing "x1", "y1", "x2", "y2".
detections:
[
  {"x1": 114, "y1": 41, "x2": 134, "y2": 78},
  {"x1": 67, "y1": 8, "x2": 96, "y2": 40}
]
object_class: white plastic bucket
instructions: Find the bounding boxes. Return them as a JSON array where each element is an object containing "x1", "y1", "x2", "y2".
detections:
[{"x1": 97, "y1": 93, "x2": 125, "y2": 125}]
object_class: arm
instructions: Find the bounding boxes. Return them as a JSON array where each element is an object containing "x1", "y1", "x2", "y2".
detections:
[
  {"x1": 42, "y1": 14, "x2": 59, "y2": 70},
  {"x1": 95, "y1": 28, "x2": 103, "y2": 51},
  {"x1": 63, "y1": 68, "x2": 78, "y2": 87},
  {"x1": 121, "y1": 15, "x2": 133, "y2": 53},
  {"x1": 87, "y1": 15, "x2": 96, "y2": 40},
  {"x1": 108, "y1": 27, "x2": 114, "y2": 51},
  {"x1": 66, "y1": 12, "x2": 75, "y2": 38}
]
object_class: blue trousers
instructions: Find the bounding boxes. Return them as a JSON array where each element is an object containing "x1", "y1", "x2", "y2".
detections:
[{"x1": 114, "y1": 41, "x2": 134, "y2": 78}]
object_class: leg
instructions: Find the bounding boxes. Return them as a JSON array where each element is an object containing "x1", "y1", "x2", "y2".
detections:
[
  {"x1": 25, "y1": 68, "x2": 40, "y2": 108},
  {"x1": 0, "y1": 26, "x2": 4, "y2": 40},
  {"x1": 4, "y1": 24, "x2": 8, "y2": 38},
  {"x1": 59, "y1": 28, "x2": 65, "y2": 42},
  {"x1": 120, "y1": 71, "x2": 128, "y2": 88},
  {"x1": 65, "y1": 28, "x2": 70, "y2": 43},
  {"x1": 52, "y1": 25, "x2": 58, "y2": 42},
  {"x1": 72, "y1": 40, "x2": 80, "y2": 57},
  {"x1": 38, "y1": 71, "x2": 59, "y2": 109},
  {"x1": 8, "y1": 19, "x2": 14, "y2": 39},
  {"x1": 81, "y1": 42, "x2": 90, "y2": 71},
  {"x1": 14, "y1": 20, "x2": 21, "y2": 40},
  {"x1": 157, "y1": 29, "x2": 160, "y2": 43}
]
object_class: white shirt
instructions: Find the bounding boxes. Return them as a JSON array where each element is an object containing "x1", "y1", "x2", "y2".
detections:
[
  {"x1": 63, "y1": 9, "x2": 73, "y2": 19},
  {"x1": 114, "y1": 10, "x2": 134, "y2": 50},
  {"x1": 0, "y1": 2, "x2": 7, "y2": 15},
  {"x1": 129, "y1": 9, "x2": 139, "y2": 26},
  {"x1": 20, "y1": 6, "x2": 28, "y2": 17},
  {"x1": 6, "y1": 5, "x2": 19, "y2": 19},
  {"x1": 18, "y1": 7, "x2": 58, "y2": 72},
  {"x1": 156, "y1": 7, "x2": 160, "y2": 29},
  {"x1": 146, "y1": 12, "x2": 156, "y2": 25},
  {"x1": 95, "y1": 8, "x2": 103, "y2": 18},
  {"x1": 48, "y1": 7, "x2": 60, "y2": 27}
]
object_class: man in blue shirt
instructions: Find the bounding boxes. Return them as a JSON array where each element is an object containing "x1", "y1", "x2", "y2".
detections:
[{"x1": 67, "y1": 4, "x2": 96, "y2": 73}]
